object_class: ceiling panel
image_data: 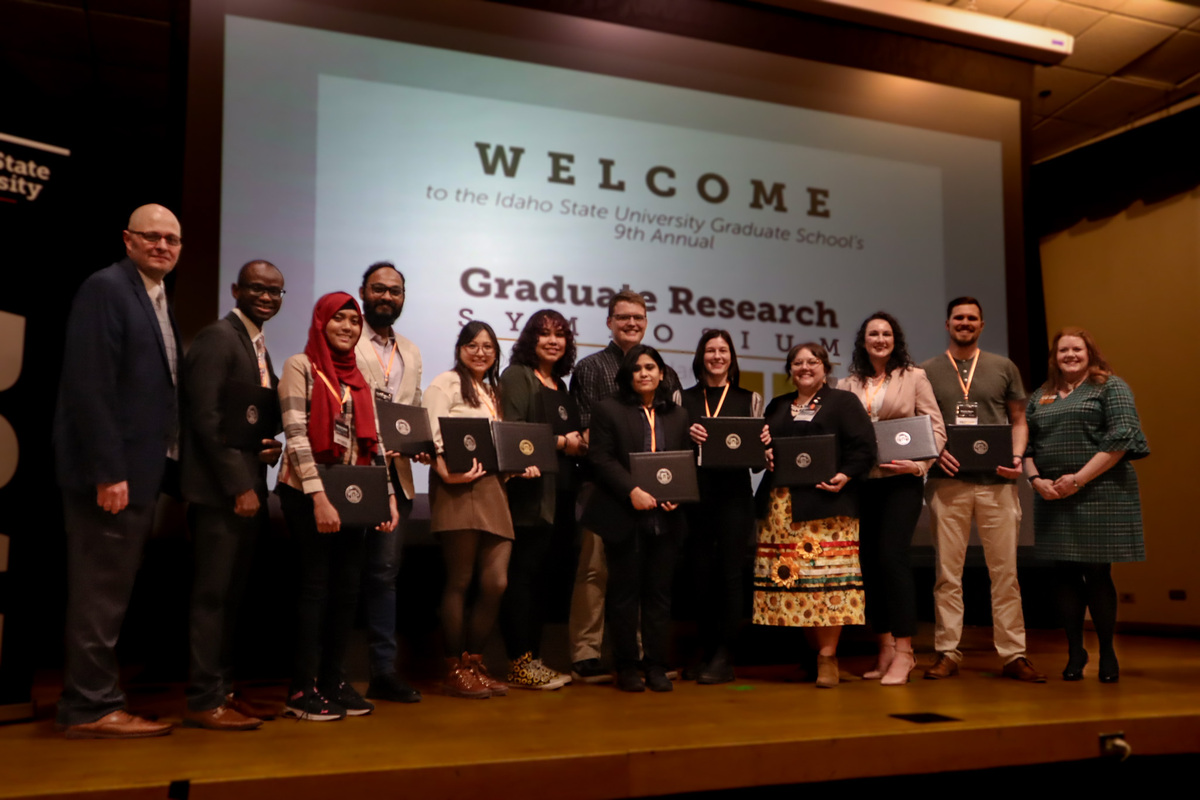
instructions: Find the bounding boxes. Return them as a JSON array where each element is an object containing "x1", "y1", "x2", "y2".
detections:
[
  {"x1": 1030, "y1": 116, "x2": 1106, "y2": 160},
  {"x1": 1064, "y1": 0, "x2": 1127, "y2": 11},
  {"x1": 1060, "y1": 13, "x2": 1177, "y2": 71},
  {"x1": 951, "y1": 0, "x2": 1027, "y2": 15},
  {"x1": 1034, "y1": 64, "x2": 1107, "y2": 112},
  {"x1": 1010, "y1": 0, "x2": 1108, "y2": 36},
  {"x1": 1120, "y1": 30, "x2": 1200, "y2": 83},
  {"x1": 1055, "y1": 75, "x2": 1171, "y2": 124},
  {"x1": 1113, "y1": 0, "x2": 1200, "y2": 25}
]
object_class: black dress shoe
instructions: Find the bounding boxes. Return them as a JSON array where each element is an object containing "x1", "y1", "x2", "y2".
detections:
[
  {"x1": 1062, "y1": 651, "x2": 1088, "y2": 682},
  {"x1": 645, "y1": 666, "x2": 673, "y2": 693},
  {"x1": 617, "y1": 668, "x2": 645, "y2": 693},
  {"x1": 1098, "y1": 652, "x2": 1120, "y2": 684},
  {"x1": 366, "y1": 673, "x2": 423, "y2": 703},
  {"x1": 697, "y1": 650, "x2": 735, "y2": 685}
]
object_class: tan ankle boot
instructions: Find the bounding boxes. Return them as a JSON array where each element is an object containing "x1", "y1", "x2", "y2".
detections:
[
  {"x1": 815, "y1": 654, "x2": 839, "y2": 688},
  {"x1": 464, "y1": 653, "x2": 508, "y2": 696},
  {"x1": 440, "y1": 656, "x2": 491, "y2": 699}
]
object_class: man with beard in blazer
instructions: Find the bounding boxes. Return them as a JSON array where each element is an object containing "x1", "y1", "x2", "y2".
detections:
[
  {"x1": 54, "y1": 204, "x2": 183, "y2": 738},
  {"x1": 354, "y1": 262, "x2": 425, "y2": 703},
  {"x1": 180, "y1": 259, "x2": 286, "y2": 730}
]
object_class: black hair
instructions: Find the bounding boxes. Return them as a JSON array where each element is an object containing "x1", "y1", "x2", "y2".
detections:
[
  {"x1": 615, "y1": 344, "x2": 675, "y2": 408},
  {"x1": 946, "y1": 296, "x2": 983, "y2": 320},
  {"x1": 849, "y1": 311, "x2": 914, "y2": 380},
  {"x1": 691, "y1": 329, "x2": 740, "y2": 386},
  {"x1": 361, "y1": 261, "x2": 406, "y2": 289},
  {"x1": 509, "y1": 309, "x2": 577, "y2": 379},
  {"x1": 452, "y1": 320, "x2": 501, "y2": 410}
]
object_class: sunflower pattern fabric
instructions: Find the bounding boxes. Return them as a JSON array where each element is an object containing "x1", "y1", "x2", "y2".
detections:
[{"x1": 752, "y1": 488, "x2": 864, "y2": 628}]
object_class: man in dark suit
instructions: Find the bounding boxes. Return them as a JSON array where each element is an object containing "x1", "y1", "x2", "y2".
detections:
[
  {"x1": 53, "y1": 204, "x2": 183, "y2": 738},
  {"x1": 180, "y1": 259, "x2": 286, "y2": 730}
]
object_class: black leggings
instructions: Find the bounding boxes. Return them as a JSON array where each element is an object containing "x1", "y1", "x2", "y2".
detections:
[
  {"x1": 858, "y1": 475, "x2": 923, "y2": 639},
  {"x1": 1054, "y1": 561, "x2": 1117, "y2": 656},
  {"x1": 439, "y1": 530, "x2": 511, "y2": 656},
  {"x1": 687, "y1": 494, "x2": 754, "y2": 658},
  {"x1": 278, "y1": 485, "x2": 366, "y2": 688},
  {"x1": 500, "y1": 522, "x2": 555, "y2": 658}
]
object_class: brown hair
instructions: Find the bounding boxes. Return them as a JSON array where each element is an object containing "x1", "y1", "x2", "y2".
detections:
[
  {"x1": 607, "y1": 289, "x2": 647, "y2": 318},
  {"x1": 785, "y1": 342, "x2": 832, "y2": 386},
  {"x1": 1040, "y1": 326, "x2": 1111, "y2": 401}
]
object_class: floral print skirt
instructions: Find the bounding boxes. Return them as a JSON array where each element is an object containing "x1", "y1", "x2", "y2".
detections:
[{"x1": 752, "y1": 488, "x2": 864, "y2": 628}]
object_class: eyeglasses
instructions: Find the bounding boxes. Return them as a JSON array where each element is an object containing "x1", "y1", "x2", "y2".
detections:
[
  {"x1": 792, "y1": 359, "x2": 824, "y2": 369},
  {"x1": 368, "y1": 283, "x2": 405, "y2": 298},
  {"x1": 611, "y1": 314, "x2": 646, "y2": 323},
  {"x1": 463, "y1": 343, "x2": 496, "y2": 354},
  {"x1": 128, "y1": 230, "x2": 182, "y2": 247},
  {"x1": 239, "y1": 283, "x2": 285, "y2": 298}
]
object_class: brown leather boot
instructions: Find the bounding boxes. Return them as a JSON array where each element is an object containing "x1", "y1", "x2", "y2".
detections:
[
  {"x1": 815, "y1": 654, "x2": 839, "y2": 688},
  {"x1": 440, "y1": 656, "x2": 491, "y2": 699},
  {"x1": 464, "y1": 653, "x2": 509, "y2": 697}
]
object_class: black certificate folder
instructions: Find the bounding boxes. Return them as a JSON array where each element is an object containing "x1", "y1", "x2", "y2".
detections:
[
  {"x1": 874, "y1": 415, "x2": 939, "y2": 464},
  {"x1": 223, "y1": 381, "x2": 278, "y2": 450},
  {"x1": 698, "y1": 417, "x2": 766, "y2": 468},
  {"x1": 317, "y1": 465, "x2": 390, "y2": 528},
  {"x1": 630, "y1": 450, "x2": 700, "y2": 503},
  {"x1": 947, "y1": 425, "x2": 1012, "y2": 473},
  {"x1": 439, "y1": 417, "x2": 498, "y2": 473},
  {"x1": 541, "y1": 391, "x2": 581, "y2": 436},
  {"x1": 492, "y1": 421, "x2": 558, "y2": 473},
  {"x1": 376, "y1": 400, "x2": 435, "y2": 457},
  {"x1": 773, "y1": 435, "x2": 837, "y2": 486}
]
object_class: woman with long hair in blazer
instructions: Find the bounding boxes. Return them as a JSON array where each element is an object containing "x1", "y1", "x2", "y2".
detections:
[
  {"x1": 277, "y1": 292, "x2": 399, "y2": 721},
  {"x1": 680, "y1": 330, "x2": 766, "y2": 684},
  {"x1": 498, "y1": 309, "x2": 584, "y2": 689},
  {"x1": 581, "y1": 344, "x2": 690, "y2": 693},
  {"x1": 424, "y1": 320, "x2": 538, "y2": 698},
  {"x1": 838, "y1": 312, "x2": 946, "y2": 685}
]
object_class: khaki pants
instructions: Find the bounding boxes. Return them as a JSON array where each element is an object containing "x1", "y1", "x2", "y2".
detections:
[
  {"x1": 925, "y1": 479, "x2": 1027, "y2": 664},
  {"x1": 568, "y1": 528, "x2": 607, "y2": 663}
]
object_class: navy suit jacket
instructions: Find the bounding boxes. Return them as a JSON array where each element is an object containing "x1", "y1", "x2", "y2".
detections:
[
  {"x1": 54, "y1": 258, "x2": 182, "y2": 506},
  {"x1": 180, "y1": 312, "x2": 279, "y2": 508}
]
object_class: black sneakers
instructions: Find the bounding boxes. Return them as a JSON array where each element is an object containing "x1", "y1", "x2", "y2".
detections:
[
  {"x1": 571, "y1": 658, "x2": 614, "y2": 684},
  {"x1": 284, "y1": 685, "x2": 346, "y2": 722},
  {"x1": 366, "y1": 673, "x2": 423, "y2": 703},
  {"x1": 320, "y1": 679, "x2": 376, "y2": 716}
]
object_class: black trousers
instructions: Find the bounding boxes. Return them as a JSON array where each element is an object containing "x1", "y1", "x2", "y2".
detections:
[
  {"x1": 278, "y1": 485, "x2": 366, "y2": 687},
  {"x1": 687, "y1": 493, "x2": 754, "y2": 659},
  {"x1": 186, "y1": 501, "x2": 264, "y2": 711},
  {"x1": 501, "y1": 521, "x2": 554, "y2": 659},
  {"x1": 858, "y1": 475, "x2": 923, "y2": 639},
  {"x1": 604, "y1": 525, "x2": 682, "y2": 670},
  {"x1": 57, "y1": 489, "x2": 158, "y2": 726}
]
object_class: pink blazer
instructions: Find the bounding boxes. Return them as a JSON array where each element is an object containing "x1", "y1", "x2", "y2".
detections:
[{"x1": 838, "y1": 366, "x2": 947, "y2": 478}]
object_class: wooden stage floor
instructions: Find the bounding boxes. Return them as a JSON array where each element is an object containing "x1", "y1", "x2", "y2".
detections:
[{"x1": 3, "y1": 629, "x2": 1199, "y2": 800}]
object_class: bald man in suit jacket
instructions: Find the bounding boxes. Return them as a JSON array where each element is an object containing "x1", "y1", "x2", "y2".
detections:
[{"x1": 354, "y1": 262, "x2": 424, "y2": 703}]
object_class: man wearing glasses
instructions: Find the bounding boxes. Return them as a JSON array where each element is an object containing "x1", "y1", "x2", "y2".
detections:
[
  {"x1": 179, "y1": 259, "x2": 287, "y2": 730},
  {"x1": 53, "y1": 205, "x2": 184, "y2": 738},
  {"x1": 567, "y1": 289, "x2": 682, "y2": 683},
  {"x1": 353, "y1": 262, "x2": 425, "y2": 704}
]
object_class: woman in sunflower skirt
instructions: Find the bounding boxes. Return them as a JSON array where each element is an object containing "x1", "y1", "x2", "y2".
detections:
[{"x1": 754, "y1": 342, "x2": 876, "y2": 687}]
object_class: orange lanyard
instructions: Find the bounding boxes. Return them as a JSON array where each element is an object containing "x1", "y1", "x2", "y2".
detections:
[
  {"x1": 863, "y1": 374, "x2": 887, "y2": 416},
  {"x1": 372, "y1": 338, "x2": 399, "y2": 381},
  {"x1": 313, "y1": 368, "x2": 350, "y2": 411},
  {"x1": 474, "y1": 382, "x2": 499, "y2": 420},
  {"x1": 533, "y1": 369, "x2": 557, "y2": 390},
  {"x1": 946, "y1": 350, "x2": 979, "y2": 401},
  {"x1": 703, "y1": 383, "x2": 730, "y2": 418},
  {"x1": 642, "y1": 406, "x2": 657, "y2": 452}
]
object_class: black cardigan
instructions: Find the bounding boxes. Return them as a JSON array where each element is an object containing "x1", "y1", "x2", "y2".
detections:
[
  {"x1": 580, "y1": 396, "x2": 690, "y2": 543},
  {"x1": 754, "y1": 385, "x2": 876, "y2": 522}
]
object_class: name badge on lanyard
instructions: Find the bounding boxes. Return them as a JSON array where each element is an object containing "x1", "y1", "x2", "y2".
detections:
[
  {"x1": 794, "y1": 397, "x2": 820, "y2": 422},
  {"x1": 955, "y1": 401, "x2": 979, "y2": 426},
  {"x1": 374, "y1": 388, "x2": 393, "y2": 404},
  {"x1": 333, "y1": 414, "x2": 353, "y2": 449},
  {"x1": 948, "y1": 350, "x2": 980, "y2": 426}
]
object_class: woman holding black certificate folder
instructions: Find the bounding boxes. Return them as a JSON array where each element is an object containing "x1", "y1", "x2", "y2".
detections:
[
  {"x1": 277, "y1": 292, "x2": 398, "y2": 721},
  {"x1": 424, "y1": 320, "x2": 538, "y2": 700},
  {"x1": 681, "y1": 330, "x2": 766, "y2": 684},
  {"x1": 754, "y1": 342, "x2": 875, "y2": 688},
  {"x1": 839, "y1": 313, "x2": 946, "y2": 685},
  {"x1": 582, "y1": 345, "x2": 690, "y2": 693}
]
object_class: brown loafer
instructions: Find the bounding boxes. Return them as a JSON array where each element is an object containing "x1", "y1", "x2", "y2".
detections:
[
  {"x1": 923, "y1": 654, "x2": 959, "y2": 680},
  {"x1": 184, "y1": 704, "x2": 263, "y2": 731},
  {"x1": 63, "y1": 710, "x2": 173, "y2": 740},
  {"x1": 1002, "y1": 656, "x2": 1047, "y2": 683},
  {"x1": 226, "y1": 692, "x2": 280, "y2": 721}
]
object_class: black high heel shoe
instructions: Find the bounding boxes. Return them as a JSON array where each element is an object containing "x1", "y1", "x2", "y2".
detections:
[
  {"x1": 1062, "y1": 650, "x2": 1088, "y2": 681},
  {"x1": 1098, "y1": 653, "x2": 1120, "y2": 684}
]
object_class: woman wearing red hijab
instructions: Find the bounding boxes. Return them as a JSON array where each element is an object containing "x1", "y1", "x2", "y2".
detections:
[{"x1": 277, "y1": 293, "x2": 398, "y2": 721}]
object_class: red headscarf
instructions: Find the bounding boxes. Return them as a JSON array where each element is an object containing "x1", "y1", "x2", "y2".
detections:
[{"x1": 304, "y1": 292, "x2": 377, "y2": 465}]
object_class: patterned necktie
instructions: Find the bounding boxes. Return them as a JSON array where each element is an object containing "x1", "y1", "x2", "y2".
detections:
[{"x1": 254, "y1": 333, "x2": 270, "y2": 388}]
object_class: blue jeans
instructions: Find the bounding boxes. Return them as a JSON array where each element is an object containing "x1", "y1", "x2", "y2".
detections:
[{"x1": 363, "y1": 525, "x2": 404, "y2": 677}]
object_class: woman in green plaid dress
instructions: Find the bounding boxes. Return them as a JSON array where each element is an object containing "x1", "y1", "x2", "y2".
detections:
[{"x1": 1025, "y1": 328, "x2": 1149, "y2": 685}]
